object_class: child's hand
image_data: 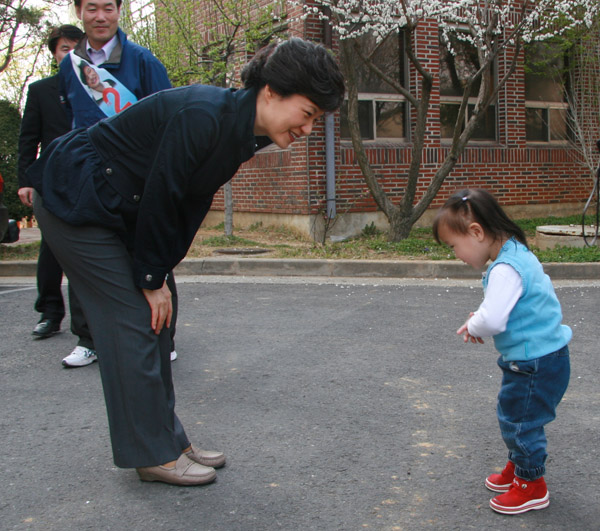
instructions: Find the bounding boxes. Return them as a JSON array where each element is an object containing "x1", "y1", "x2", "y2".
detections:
[{"x1": 457, "y1": 313, "x2": 484, "y2": 344}]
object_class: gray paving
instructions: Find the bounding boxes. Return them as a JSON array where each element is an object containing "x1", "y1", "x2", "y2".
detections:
[{"x1": 1, "y1": 276, "x2": 599, "y2": 530}]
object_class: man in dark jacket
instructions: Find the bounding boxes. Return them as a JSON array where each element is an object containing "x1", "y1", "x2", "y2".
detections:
[
  {"x1": 57, "y1": 0, "x2": 178, "y2": 368},
  {"x1": 17, "y1": 25, "x2": 87, "y2": 345},
  {"x1": 61, "y1": 0, "x2": 171, "y2": 129}
]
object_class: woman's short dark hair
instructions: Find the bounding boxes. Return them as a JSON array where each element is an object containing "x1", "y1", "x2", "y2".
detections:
[
  {"x1": 241, "y1": 38, "x2": 345, "y2": 112},
  {"x1": 48, "y1": 24, "x2": 84, "y2": 54},
  {"x1": 432, "y1": 188, "x2": 528, "y2": 248},
  {"x1": 78, "y1": 60, "x2": 93, "y2": 86}
]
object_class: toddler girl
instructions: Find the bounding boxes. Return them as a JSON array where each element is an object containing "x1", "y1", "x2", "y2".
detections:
[{"x1": 432, "y1": 188, "x2": 571, "y2": 515}]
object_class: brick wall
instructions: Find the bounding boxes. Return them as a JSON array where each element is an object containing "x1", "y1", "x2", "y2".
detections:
[{"x1": 206, "y1": 1, "x2": 598, "y2": 237}]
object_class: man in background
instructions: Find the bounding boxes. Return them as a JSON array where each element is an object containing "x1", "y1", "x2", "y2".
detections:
[
  {"x1": 61, "y1": 0, "x2": 172, "y2": 128},
  {"x1": 18, "y1": 25, "x2": 87, "y2": 349},
  {"x1": 57, "y1": 0, "x2": 178, "y2": 367}
]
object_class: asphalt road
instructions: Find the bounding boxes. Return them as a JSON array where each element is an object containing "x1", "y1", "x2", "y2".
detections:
[{"x1": 1, "y1": 276, "x2": 599, "y2": 531}]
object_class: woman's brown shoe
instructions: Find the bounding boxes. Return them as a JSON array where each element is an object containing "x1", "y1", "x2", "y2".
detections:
[
  {"x1": 185, "y1": 445, "x2": 226, "y2": 468},
  {"x1": 137, "y1": 454, "x2": 216, "y2": 486}
]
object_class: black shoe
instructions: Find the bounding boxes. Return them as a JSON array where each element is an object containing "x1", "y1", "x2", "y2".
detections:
[{"x1": 32, "y1": 319, "x2": 61, "y2": 339}]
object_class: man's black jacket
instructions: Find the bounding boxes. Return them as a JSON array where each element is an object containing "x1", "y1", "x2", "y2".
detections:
[{"x1": 18, "y1": 75, "x2": 70, "y2": 187}]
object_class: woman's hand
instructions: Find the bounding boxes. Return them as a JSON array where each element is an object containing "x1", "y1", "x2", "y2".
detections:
[
  {"x1": 457, "y1": 312, "x2": 484, "y2": 344},
  {"x1": 142, "y1": 280, "x2": 172, "y2": 335}
]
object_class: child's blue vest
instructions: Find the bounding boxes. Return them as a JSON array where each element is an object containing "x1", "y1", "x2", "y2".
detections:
[{"x1": 483, "y1": 238, "x2": 572, "y2": 361}]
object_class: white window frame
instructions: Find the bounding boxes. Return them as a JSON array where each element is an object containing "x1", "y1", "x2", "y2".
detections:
[
  {"x1": 439, "y1": 96, "x2": 498, "y2": 143},
  {"x1": 524, "y1": 41, "x2": 569, "y2": 144},
  {"x1": 525, "y1": 100, "x2": 569, "y2": 144},
  {"x1": 341, "y1": 92, "x2": 407, "y2": 142},
  {"x1": 438, "y1": 28, "x2": 497, "y2": 143}
]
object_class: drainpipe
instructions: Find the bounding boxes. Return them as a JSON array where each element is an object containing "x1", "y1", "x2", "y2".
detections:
[
  {"x1": 325, "y1": 113, "x2": 336, "y2": 219},
  {"x1": 323, "y1": 8, "x2": 336, "y2": 221}
]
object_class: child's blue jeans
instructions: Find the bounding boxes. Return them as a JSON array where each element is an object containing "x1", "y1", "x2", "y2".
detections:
[{"x1": 496, "y1": 345, "x2": 570, "y2": 481}]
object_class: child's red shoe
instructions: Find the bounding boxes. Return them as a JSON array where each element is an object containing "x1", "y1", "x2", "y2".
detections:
[
  {"x1": 485, "y1": 461, "x2": 515, "y2": 492},
  {"x1": 490, "y1": 476, "x2": 549, "y2": 514}
]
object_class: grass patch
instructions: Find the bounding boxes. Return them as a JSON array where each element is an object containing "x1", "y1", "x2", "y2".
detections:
[
  {"x1": 246, "y1": 221, "x2": 308, "y2": 241},
  {"x1": 4, "y1": 215, "x2": 600, "y2": 263},
  {"x1": 259, "y1": 232, "x2": 452, "y2": 260},
  {"x1": 198, "y1": 234, "x2": 261, "y2": 248},
  {"x1": 534, "y1": 245, "x2": 600, "y2": 263},
  {"x1": 0, "y1": 242, "x2": 40, "y2": 260},
  {"x1": 269, "y1": 215, "x2": 600, "y2": 262}
]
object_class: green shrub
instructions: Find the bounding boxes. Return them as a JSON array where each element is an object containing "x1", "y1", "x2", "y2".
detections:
[
  {"x1": 0, "y1": 100, "x2": 28, "y2": 221},
  {"x1": 361, "y1": 221, "x2": 380, "y2": 237}
]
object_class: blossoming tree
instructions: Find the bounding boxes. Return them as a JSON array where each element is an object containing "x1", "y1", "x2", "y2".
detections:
[
  {"x1": 300, "y1": 0, "x2": 599, "y2": 240},
  {"x1": 0, "y1": 0, "x2": 44, "y2": 75}
]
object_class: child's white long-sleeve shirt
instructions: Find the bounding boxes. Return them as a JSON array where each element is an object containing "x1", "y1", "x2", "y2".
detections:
[{"x1": 467, "y1": 263, "x2": 523, "y2": 338}]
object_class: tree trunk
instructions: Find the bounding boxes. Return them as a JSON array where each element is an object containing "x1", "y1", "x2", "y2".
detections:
[
  {"x1": 339, "y1": 27, "x2": 512, "y2": 242},
  {"x1": 388, "y1": 210, "x2": 414, "y2": 241}
]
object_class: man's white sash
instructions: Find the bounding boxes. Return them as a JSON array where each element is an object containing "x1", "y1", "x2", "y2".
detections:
[{"x1": 69, "y1": 51, "x2": 138, "y2": 117}]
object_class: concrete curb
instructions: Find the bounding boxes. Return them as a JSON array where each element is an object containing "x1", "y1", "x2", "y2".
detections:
[
  {"x1": 0, "y1": 261, "x2": 38, "y2": 277},
  {"x1": 2, "y1": 257, "x2": 600, "y2": 280}
]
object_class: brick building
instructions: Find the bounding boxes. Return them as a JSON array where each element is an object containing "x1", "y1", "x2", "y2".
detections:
[{"x1": 196, "y1": 1, "x2": 599, "y2": 240}]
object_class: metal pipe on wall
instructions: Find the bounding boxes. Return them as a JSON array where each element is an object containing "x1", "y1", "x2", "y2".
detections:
[
  {"x1": 323, "y1": 8, "x2": 336, "y2": 221},
  {"x1": 325, "y1": 112, "x2": 336, "y2": 219}
]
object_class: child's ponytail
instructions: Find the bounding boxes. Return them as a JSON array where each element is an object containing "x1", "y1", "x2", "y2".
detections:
[{"x1": 433, "y1": 189, "x2": 528, "y2": 248}]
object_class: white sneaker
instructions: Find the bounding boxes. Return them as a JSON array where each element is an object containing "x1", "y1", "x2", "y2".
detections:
[
  {"x1": 170, "y1": 350, "x2": 177, "y2": 362},
  {"x1": 62, "y1": 346, "x2": 97, "y2": 368}
]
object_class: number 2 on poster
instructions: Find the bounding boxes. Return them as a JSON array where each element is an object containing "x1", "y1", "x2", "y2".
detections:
[{"x1": 103, "y1": 87, "x2": 132, "y2": 114}]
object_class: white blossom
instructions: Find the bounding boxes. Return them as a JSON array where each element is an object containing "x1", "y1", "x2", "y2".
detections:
[{"x1": 292, "y1": 0, "x2": 599, "y2": 51}]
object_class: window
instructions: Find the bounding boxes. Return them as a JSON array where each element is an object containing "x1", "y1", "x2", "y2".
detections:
[
  {"x1": 525, "y1": 42, "x2": 568, "y2": 142},
  {"x1": 439, "y1": 32, "x2": 496, "y2": 141},
  {"x1": 340, "y1": 31, "x2": 406, "y2": 141},
  {"x1": 340, "y1": 98, "x2": 405, "y2": 140}
]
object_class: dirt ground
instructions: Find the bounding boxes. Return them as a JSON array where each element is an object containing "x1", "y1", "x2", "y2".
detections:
[{"x1": 187, "y1": 224, "x2": 314, "y2": 258}]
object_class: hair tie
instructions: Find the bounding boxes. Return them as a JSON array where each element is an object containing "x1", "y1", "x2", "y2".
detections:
[{"x1": 462, "y1": 196, "x2": 468, "y2": 202}]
